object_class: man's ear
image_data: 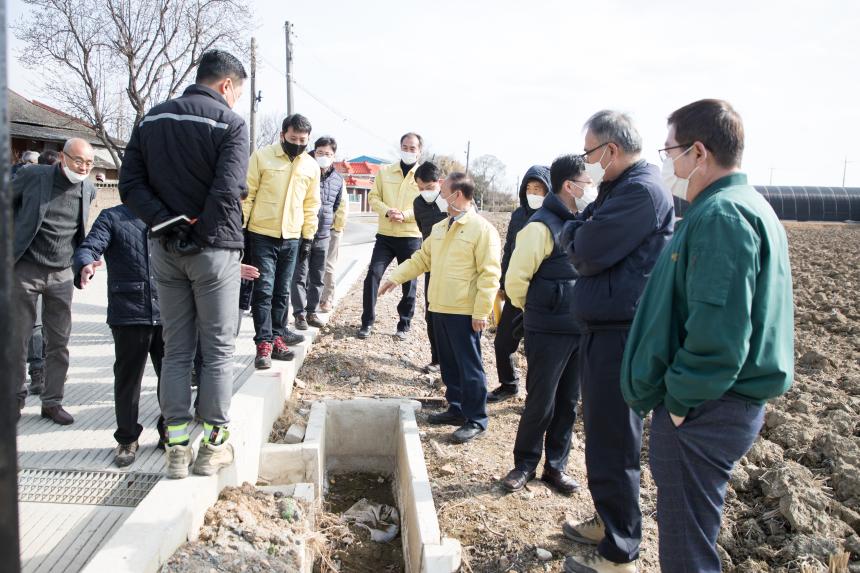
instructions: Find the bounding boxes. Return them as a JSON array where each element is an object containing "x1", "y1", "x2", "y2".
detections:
[{"x1": 694, "y1": 141, "x2": 708, "y2": 164}]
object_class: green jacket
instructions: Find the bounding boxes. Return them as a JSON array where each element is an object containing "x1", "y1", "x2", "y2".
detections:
[{"x1": 621, "y1": 173, "x2": 794, "y2": 418}]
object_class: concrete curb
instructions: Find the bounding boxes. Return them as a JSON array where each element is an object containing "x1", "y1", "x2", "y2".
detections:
[
  {"x1": 81, "y1": 244, "x2": 372, "y2": 573},
  {"x1": 260, "y1": 399, "x2": 462, "y2": 573}
]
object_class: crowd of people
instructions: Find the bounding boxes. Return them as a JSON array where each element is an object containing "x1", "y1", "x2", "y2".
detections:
[{"x1": 10, "y1": 48, "x2": 796, "y2": 573}]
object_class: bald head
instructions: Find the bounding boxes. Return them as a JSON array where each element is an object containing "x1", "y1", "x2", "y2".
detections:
[{"x1": 61, "y1": 138, "x2": 95, "y2": 178}]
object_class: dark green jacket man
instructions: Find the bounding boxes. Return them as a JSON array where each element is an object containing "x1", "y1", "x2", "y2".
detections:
[{"x1": 621, "y1": 173, "x2": 794, "y2": 418}]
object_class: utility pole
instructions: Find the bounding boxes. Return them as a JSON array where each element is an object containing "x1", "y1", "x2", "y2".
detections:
[
  {"x1": 843, "y1": 157, "x2": 849, "y2": 187},
  {"x1": 769, "y1": 167, "x2": 775, "y2": 185},
  {"x1": 284, "y1": 21, "x2": 294, "y2": 116},
  {"x1": 0, "y1": 1, "x2": 23, "y2": 570},
  {"x1": 249, "y1": 37, "x2": 257, "y2": 153},
  {"x1": 465, "y1": 140, "x2": 471, "y2": 174}
]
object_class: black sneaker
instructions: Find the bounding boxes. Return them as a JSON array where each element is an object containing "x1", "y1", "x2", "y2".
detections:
[
  {"x1": 294, "y1": 315, "x2": 308, "y2": 331},
  {"x1": 280, "y1": 330, "x2": 305, "y2": 346},
  {"x1": 307, "y1": 313, "x2": 325, "y2": 328},
  {"x1": 487, "y1": 385, "x2": 519, "y2": 403},
  {"x1": 452, "y1": 422, "x2": 485, "y2": 444},
  {"x1": 357, "y1": 326, "x2": 372, "y2": 339},
  {"x1": 28, "y1": 369, "x2": 45, "y2": 396},
  {"x1": 427, "y1": 409, "x2": 466, "y2": 426},
  {"x1": 272, "y1": 337, "x2": 295, "y2": 361}
]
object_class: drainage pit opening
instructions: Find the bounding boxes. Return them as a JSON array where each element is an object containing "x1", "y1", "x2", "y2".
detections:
[{"x1": 315, "y1": 472, "x2": 404, "y2": 573}]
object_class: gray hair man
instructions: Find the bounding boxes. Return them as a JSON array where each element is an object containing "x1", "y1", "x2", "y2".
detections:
[
  {"x1": 561, "y1": 111, "x2": 675, "y2": 573},
  {"x1": 11, "y1": 137, "x2": 98, "y2": 425}
]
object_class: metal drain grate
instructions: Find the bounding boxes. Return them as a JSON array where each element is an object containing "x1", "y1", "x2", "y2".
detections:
[{"x1": 18, "y1": 468, "x2": 161, "y2": 507}]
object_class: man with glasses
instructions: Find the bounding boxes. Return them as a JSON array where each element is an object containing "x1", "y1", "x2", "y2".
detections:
[
  {"x1": 561, "y1": 111, "x2": 674, "y2": 573},
  {"x1": 11, "y1": 137, "x2": 98, "y2": 425},
  {"x1": 622, "y1": 99, "x2": 793, "y2": 573},
  {"x1": 500, "y1": 154, "x2": 593, "y2": 496}
]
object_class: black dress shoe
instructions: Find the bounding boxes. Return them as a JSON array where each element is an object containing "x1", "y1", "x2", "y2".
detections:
[
  {"x1": 357, "y1": 326, "x2": 372, "y2": 339},
  {"x1": 41, "y1": 405, "x2": 74, "y2": 425},
  {"x1": 294, "y1": 315, "x2": 308, "y2": 331},
  {"x1": 427, "y1": 409, "x2": 466, "y2": 426},
  {"x1": 542, "y1": 468, "x2": 581, "y2": 495},
  {"x1": 452, "y1": 422, "x2": 485, "y2": 444},
  {"x1": 487, "y1": 385, "x2": 518, "y2": 403},
  {"x1": 502, "y1": 469, "x2": 536, "y2": 492}
]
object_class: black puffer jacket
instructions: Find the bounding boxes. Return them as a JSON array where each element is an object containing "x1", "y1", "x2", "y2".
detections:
[
  {"x1": 500, "y1": 165, "x2": 551, "y2": 290},
  {"x1": 72, "y1": 205, "x2": 160, "y2": 326},
  {"x1": 119, "y1": 84, "x2": 249, "y2": 249}
]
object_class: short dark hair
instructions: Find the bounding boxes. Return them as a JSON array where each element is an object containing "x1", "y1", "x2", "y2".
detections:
[
  {"x1": 195, "y1": 50, "x2": 247, "y2": 85},
  {"x1": 400, "y1": 132, "x2": 423, "y2": 147},
  {"x1": 38, "y1": 150, "x2": 59, "y2": 165},
  {"x1": 314, "y1": 136, "x2": 337, "y2": 153},
  {"x1": 550, "y1": 154, "x2": 586, "y2": 194},
  {"x1": 668, "y1": 99, "x2": 744, "y2": 169},
  {"x1": 282, "y1": 114, "x2": 312, "y2": 135},
  {"x1": 447, "y1": 172, "x2": 475, "y2": 200},
  {"x1": 415, "y1": 161, "x2": 441, "y2": 183}
]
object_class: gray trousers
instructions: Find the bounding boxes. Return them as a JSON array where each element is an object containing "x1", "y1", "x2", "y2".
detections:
[
  {"x1": 150, "y1": 240, "x2": 240, "y2": 427},
  {"x1": 291, "y1": 236, "x2": 330, "y2": 317},
  {"x1": 320, "y1": 229, "x2": 342, "y2": 306},
  {"x1": 27, "y1": 295, "x2": 46, "y2": 374},
  {"x1": 12, "y1": 261, "x2": 74, "y2": 408}
]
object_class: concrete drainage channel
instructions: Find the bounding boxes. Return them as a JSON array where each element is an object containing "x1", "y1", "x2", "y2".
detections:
[
  {"x1": 260, "y1": 399, "x2": 462, "y2": 572},
  {"x1": 81, "y1": 243, "x2": 461, "y2": 572}
]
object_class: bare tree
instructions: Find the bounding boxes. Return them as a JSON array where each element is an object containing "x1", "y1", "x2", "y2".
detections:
[
  {"x1": 470, "y1": 154, "x2": 507, "y2": 209},
  {"x1": 427, "y1": 153, "x2": 466, "y2": 177},
  {"x1": 15, "y1": 0, "x2": 252, "y2": 169},
  {"x1": 254, "y1": 112, "x2": 283, "y2": 149}
]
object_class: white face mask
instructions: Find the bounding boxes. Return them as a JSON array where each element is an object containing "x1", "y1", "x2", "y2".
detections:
[
  {"x1": 526, "y1": 194, "x2": 545, "y2": 210},
  {"x1": 63, "y1": 163, "x2": 89, "y2": 184},
  {"x1": 400, "y1": 150, "x2": 419, "y2": 164},
  {"x1": 572, "y1": 184, "x2": 598, "y2": 212},
  {"x1": 661, "y1": 146, "x2": 698, "y2": 201},
  {"x1": 434, "y1": 194, "x2": 448, "y2": 211},
  {"x1": 584, "y1": 147, "x2": 610, "y2": 187},
  {"x1": 315, "y1": 155, "x2": 334, "y2": 169},
  {"x1": 420, "y1": 190, "x2": 440, "y2": 204}
]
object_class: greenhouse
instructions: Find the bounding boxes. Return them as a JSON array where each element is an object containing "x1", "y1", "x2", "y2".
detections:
[{"x1": 674, "y1": 186, "x2": 860, "y2": 222}]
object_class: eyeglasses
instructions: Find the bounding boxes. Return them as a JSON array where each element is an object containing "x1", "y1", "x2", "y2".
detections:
[
  {"x1": 658, "y1": 143, "x2": 694, "y2": 162},
  {"x1": 67, "y1": 154, "x2": 94, "y2": 169},
  {"x1": 581, "y1": 141, "x2": 609, "y2": 159}
]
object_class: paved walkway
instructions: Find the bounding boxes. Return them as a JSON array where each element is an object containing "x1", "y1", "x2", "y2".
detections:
[{"x1": 16, "y1": 224, "x2": 377, "y2": 572}]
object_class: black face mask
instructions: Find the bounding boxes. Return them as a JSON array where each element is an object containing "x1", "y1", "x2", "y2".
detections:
[{"x1": 281, "y1": 140, "x2": 307, "y2": 158}]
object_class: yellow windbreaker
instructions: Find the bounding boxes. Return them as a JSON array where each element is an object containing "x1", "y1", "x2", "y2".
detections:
[
  {"x1": 505, "y1": 222, "x2": 554, "y2": 309},
  {"x1": 369, "y1": 162, "x2": 421, "y2": 238},
  {"x1": 390, "y1": 209, "x2": 501, "y2": 319},
  {"x1": 242, "y1": 144, "x2": 321, "y2": 240}
]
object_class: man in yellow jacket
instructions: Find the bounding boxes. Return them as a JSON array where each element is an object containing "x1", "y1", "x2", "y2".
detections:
[
  {"x1": 358, "y1": 132, "x2": 424, "y2": 340},
  {"x1": 243, "y1": 114, "x2": 321, "y2": 369},
  {"x1": 380, "y1": 173, "x2": 501, "y2": 443}
]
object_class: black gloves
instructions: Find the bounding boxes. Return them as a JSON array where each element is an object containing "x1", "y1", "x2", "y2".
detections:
[
  {"x1": 298, "y1": 238, "x2": 313, "y2": 262},
  {"x1": 161, "y1": 223, "x2": 202, "y2": 257},
  {"x1": 511, "y1": 311, "x2": 524, "y2": 339}
]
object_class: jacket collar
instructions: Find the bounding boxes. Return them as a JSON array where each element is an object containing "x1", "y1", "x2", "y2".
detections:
[
  {"x1": 540, "y1": 192, "x2": 576, "y2": 221},
  {"x1": 183, "y1": 83, "x2": 230, "y2": 108},
  {"x1": 685, "y1": 172, "x2": 748, "y2": 216}
]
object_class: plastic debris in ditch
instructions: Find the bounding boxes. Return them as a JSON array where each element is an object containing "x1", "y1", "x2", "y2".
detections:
[{"x1": 342, "y1": 498, "x2": 401, "y2": 543}]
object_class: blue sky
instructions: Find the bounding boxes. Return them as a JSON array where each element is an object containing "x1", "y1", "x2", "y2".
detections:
[{"x1": 7, "y1": 0, "x2": 860, "y2": 191}]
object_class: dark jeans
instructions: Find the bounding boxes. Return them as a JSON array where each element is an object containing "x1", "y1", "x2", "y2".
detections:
[
  {"x1": 361, "y1": 234, "x2": 421, "y2": 331},
  {"x1": 112, "y1": 325, "x2": 164, "y2": 445},
  {"x1": 513, "y1": 331, "x2": 581, "y2": 473},
  {"x1": 12, "y1": 261, "x2": 74, "y2": 408},
  {"x1": 650, "y1": 397, "x2": 765, "y2": 573},
  {"x1": 581, "y1": 328, "x2": 643, "y2": 564},
  {"x1": 249, "y1": 232, "x2": 300, "y2": 344},
  {"x1": 291, "y1": 236, "x2": 330, "y2": 317},
  {"x1": 433, "y1": 313, "x2": 488, "y2": 429},
  {"x1": 424, "y1": 273, "x2": 439, "y2": 364},
  {"x1": 27, "y1": 295, "x2": 45, "y2": 374},
  {"x1": 493, "y1": 297, "x2": 522, "y2": 387}
]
